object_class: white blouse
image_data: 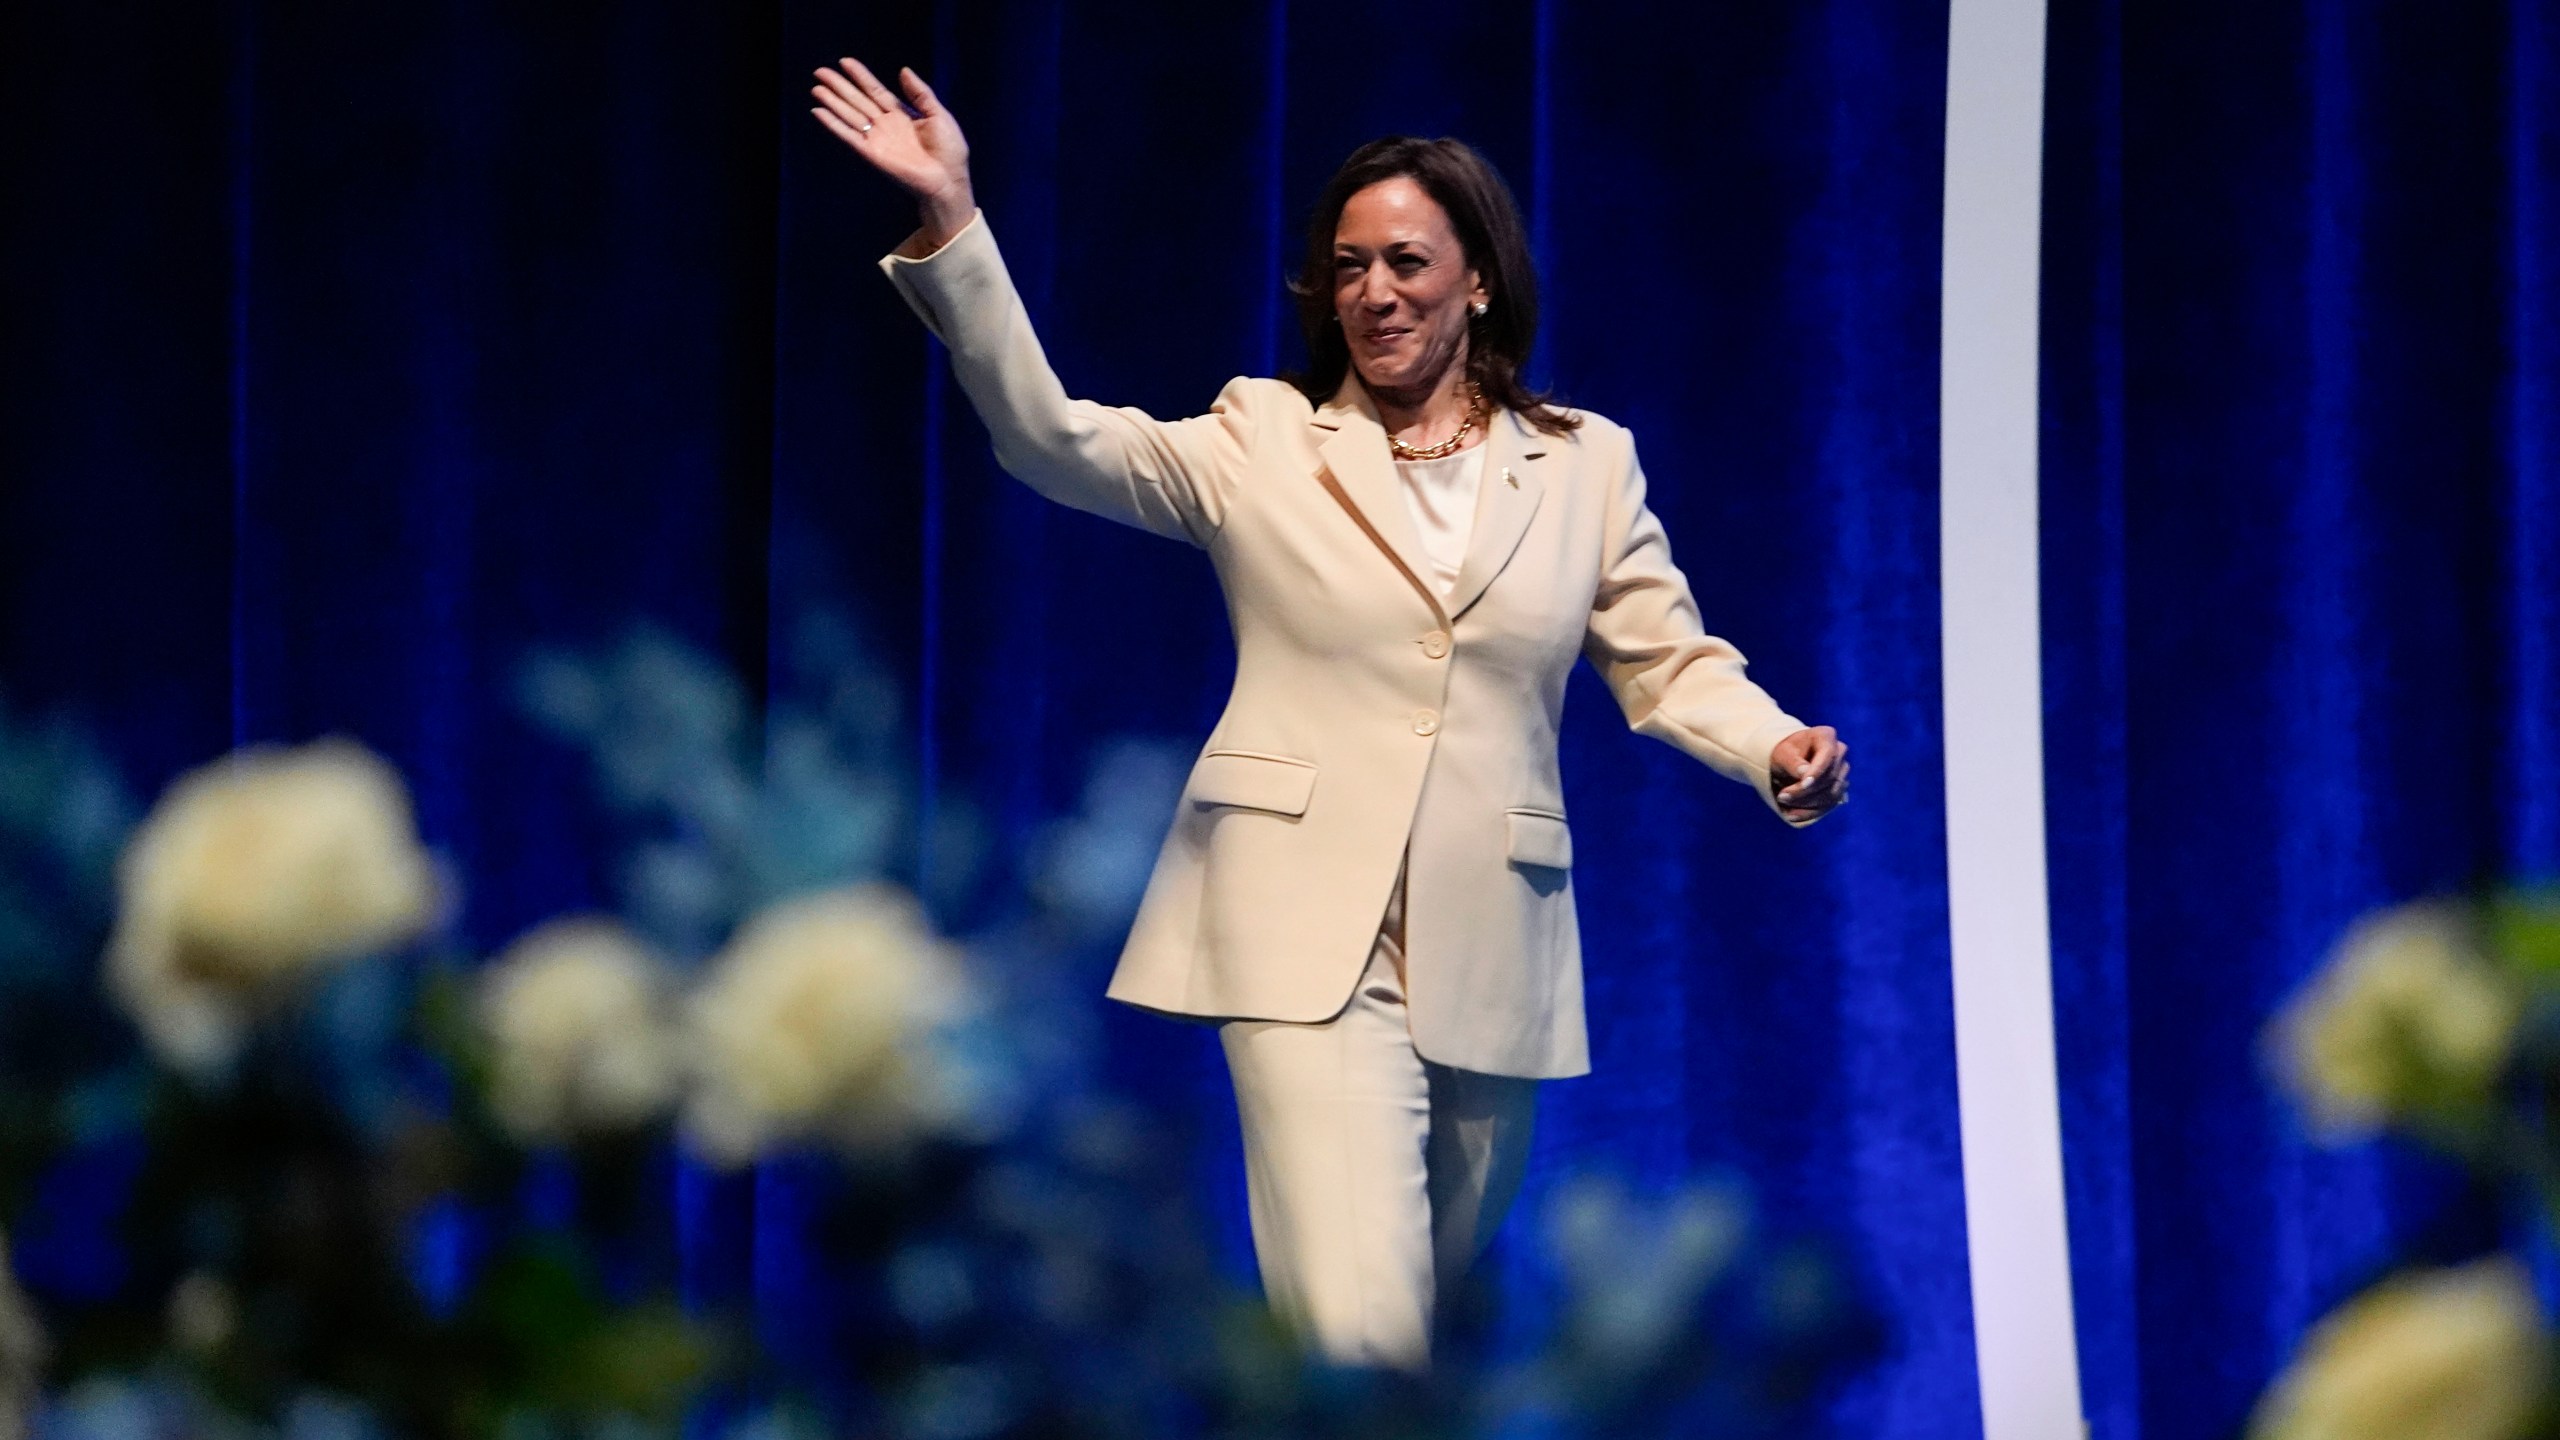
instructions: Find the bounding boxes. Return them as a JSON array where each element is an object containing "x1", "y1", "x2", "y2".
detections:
[{"x1": 1393, "y1": 443, "x2": 1486, "y2": 604}]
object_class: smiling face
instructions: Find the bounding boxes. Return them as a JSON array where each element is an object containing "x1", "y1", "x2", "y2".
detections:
[{"x1": 1331, "y1": 176, "x2": 1488, "y2": 401}]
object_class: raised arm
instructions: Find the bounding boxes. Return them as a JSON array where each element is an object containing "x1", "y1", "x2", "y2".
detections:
[
  {"x1": 810, "y1": 58, "x2": 1251, "y2": 547},
  {"x1": 1579, "y1": 425, "x2": 1848, "y2": 826}
]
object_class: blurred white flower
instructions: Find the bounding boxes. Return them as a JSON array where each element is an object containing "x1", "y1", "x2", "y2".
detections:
[
  {"x1": 105, "y1": 738, "x2": 436, "y2": 1078},
  {"x1": 0, "y1": 1228, "x2": 48, "y2": 1440},
  {"x1": 165, "y1": 1270, "x2": 236, "y2": 1356},
  {"x1": 2270, "y1": 902, "x2": 2520, "y2": 1139},
  {"x1": 681, "y1": 886, "x2": 968, "y2": 1167},
  {"x1": 479, "y1": 917, "x2": 682, "y2": 1144},
  {"x1": 2250, "y1": 1255, "x2": 2549, "y2": 1440}
]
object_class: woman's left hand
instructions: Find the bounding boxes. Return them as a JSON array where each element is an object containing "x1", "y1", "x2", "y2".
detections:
[{"x1": 1770, "y1": 726, "x2": 1848, "y2": 822}]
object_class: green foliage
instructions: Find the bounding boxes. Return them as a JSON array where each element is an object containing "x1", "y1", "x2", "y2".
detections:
[
  {"x1": 2493, "y1": 888, "x2": 2560, "y2": 984},
  {"x1": 472, "y1": 1242, "x2": 714, "y2": 1422}
]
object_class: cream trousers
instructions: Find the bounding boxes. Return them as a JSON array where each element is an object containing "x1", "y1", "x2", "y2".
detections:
[{"x1": 1216, "y1": 880, "x2": 1540, "y2": 1370}]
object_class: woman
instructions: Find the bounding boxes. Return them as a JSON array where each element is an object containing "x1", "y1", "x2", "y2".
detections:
[{"x1": 811, "y1": 58, "x2": 1848, "y2": 1370}]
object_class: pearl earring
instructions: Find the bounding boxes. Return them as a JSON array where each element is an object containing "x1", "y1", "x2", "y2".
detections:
[{"x1": 1470, "y1": 300, "x2": 1489, "y2": 318}]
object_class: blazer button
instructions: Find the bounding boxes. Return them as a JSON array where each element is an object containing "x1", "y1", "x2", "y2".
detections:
[
  {"x1": 1420, "y1": 630, "x2": 1451, "y2": 659},
  {"x1": 1412, "y1": 709, "x2": 1440, "y2": 736}
]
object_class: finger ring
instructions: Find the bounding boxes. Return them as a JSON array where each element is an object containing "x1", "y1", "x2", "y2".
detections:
[{"x1": 856, "y1": 119, "x2": 873, "y2": 134}]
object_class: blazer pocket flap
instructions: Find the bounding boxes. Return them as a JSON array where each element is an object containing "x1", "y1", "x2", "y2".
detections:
[
  {"x1": 1505, "y1": 809, "x2": 1574, "y2": 869},
  {"x1": 1189, "y1": 751, "x2": 1318, "y2": 817}
]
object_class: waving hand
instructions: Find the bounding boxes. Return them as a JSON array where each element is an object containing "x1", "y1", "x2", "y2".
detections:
[{"x1": 811, "y1": 58, "x2": 976, "y2": 251}]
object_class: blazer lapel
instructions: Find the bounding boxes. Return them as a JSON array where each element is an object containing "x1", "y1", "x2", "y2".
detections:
[
  {"x1": 1311, "y1": 383, "x2": 1445, "y2": 620},
  {"x1": 1444, "y1": 407, "x2": 1545, "y2": 622}
]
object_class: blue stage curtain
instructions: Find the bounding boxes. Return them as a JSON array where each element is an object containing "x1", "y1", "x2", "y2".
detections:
[
  {"x1": 1, "y1": 0, "x2": 1973, "y2": 1433},
  {"x1": 2043, "y1": 2, "x2": 2560, "y2": 1436}
]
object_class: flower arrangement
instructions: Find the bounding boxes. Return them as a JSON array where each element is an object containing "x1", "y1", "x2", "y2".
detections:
[
  {"x1": 2256, "y1": 890, "x2": 2560, "y2": 1440},
  {"x1": 0, "y1": 618, "x2": 1878, "y2": 1439},
  {"x1": 477, "y1": 917, "x2": 683, "y2": 1146},
  {"x1": 105, "y1": 739, "x2": 439, "y2": 1083},
  {"x1": 678, "y1": 885, "x2": 967, "y2": 1166}
]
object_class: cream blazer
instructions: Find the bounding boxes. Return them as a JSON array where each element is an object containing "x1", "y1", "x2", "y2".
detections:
[{"x1": 882, "y1": 213, "x2": 1817, "y2": 1079}]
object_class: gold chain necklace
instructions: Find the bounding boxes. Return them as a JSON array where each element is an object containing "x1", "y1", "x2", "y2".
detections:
[{"x1": 1387, "y1": 384, "x2": 1486, "y2": 462}]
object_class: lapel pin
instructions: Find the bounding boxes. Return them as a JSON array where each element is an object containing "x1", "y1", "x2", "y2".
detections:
[{"x1": 1504, "y1": 468, "x2": 1518, "y2": 489}]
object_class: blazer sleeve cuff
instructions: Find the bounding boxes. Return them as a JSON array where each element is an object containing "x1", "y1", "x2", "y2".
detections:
[{"x1": 875, "y1": 208, "x2": 994, "y2": 340}]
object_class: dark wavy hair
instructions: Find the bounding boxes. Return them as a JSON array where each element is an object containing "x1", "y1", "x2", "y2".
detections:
[{"x1": 1286, "y1": 136, "x2": 1580, "y2": 437}]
